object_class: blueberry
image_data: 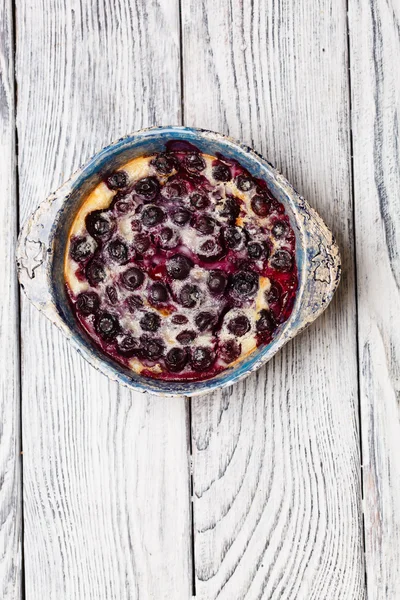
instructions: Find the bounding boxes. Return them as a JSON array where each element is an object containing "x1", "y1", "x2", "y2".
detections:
[
  {"x1": 106, "y1": 285, "x2": 118, "y2": 304},
  {"x1": 195, "y1": 312, "x2": 217, "y2": 332},
  {"x1": 114, "y1": 200, "x2": 131, "y2": 213},
  {"x1": 176, "y1": 330, "x2": 197, "y2": 345},
  {"x1": 106, "y1": 171, "x2": 128, "y2": 190},
  {"x1": 156, "y1": 227, "x2": 180, "y2": 249},
  {"x1": 179, "y1": 284, "x2": 201, "y2": 308},
  {"x1": 126, "y1": 295, "x2": 144, "y2": 311},
  {"x1": 140, "y1": 311, "x2": 161, "y2": 332},
  {"x1": 70, "y1": 237, "x2": 94, "y2": 263},
  {"x1": 236, "y1": 175, "x2": 254, "y2": 192},
  {"x1": 134, "y1": 177, "x2": 160, "y2": 201},
  {"x1": 166, "y1": 254, "x2": 193, "y2": 280},
  {"x1": 141, "y1": 335, "x2": 165, "y2": 360},
  {"x1": 86, "y1": 260, "x2": 106, "y2": 286},
  {"x1": 159, "y1": 227, "x2": 174, "y2": 242},
  {"x1": 270, "y1": 250, "x2": 293, "y2": 272},
  {"x1": 212, "y1": 163, "x2": 231, "y2": 182},
  {"x1": 76, "y1": 292, "x2": 100, "y2": 315},
  {"x1": 207, "y1": 270, "x2": 227, "y2": 295},
  {"x1": 256, "y1": 309, "x2": 276, "y2": 333},
  {"x1": 95, "y1": 312, "x2": 119, "y2": 341},
  {"x1": 223, "y1": 227, "x2": 246, "y2": 249},
  {"x1": 171, "y1": 207, "x2": 191, "y2": 225},
  {"x1": 272, "y1": 221, "x2": 289, "y2": 238},
  {"x1": 198, "y1": 239, "x2": 224, "y2": 262},
  {"x1": 220, "y1": 197, "x2": 240, "y2": 223},
  {"x1": 151, "y1": 153, "x2": 176, "y2": 175},
  {"x1": 255, "y1": 185, "x2": 274, "y2": 199},
  {"x1": 86, "y1": 211, "x2": 114, "y2": 239},
  {"x1": 135, "y1": 204, "x2": 144, "y2": 215},
  {"x1": 134, "y1": 233, "x2": 151, "y2": 254},
  {"x1": 247, "y1": 242, "x2": 263, "y2": 259},
  {"x1": 149, "y1": 282, "x2": 168, "y2": 303},
  {"x1": 248, "y1": 241, "x2": 269, "y2": 260},
  {"x1": 190, "y1": 346, "x2": 215, "y2": 371},
  {"x1": 190, "y1": 192, "x2": 209, "y2": 210},
  {"x1": 131, "y1": 219, "x2": 142, "y2": 231},
  {"x1": 112, "y1": 192, "x2": 133, "y2": 213},
  {"x1": 171, "y1": 314, "x2": 189, "y2": 325},
  {"x1": 108, "y1": 239, "x2": 128, "y2": 263},
  {"x1": 231, "y1": 270, "x2": 259, "y2": 297},
  {"x1": 117, "y1": 334, "x2": 140, "y2": 357},
  {"x1": 164, "y1": 179, "x2": 187, "y2": 199},
  {"x1": 165, "y1": 347, "x2": 188, "y2": 372},
  {"x1": 193, "y1": 214, "x2": 215, "y2": 235},
  {"x1": 227, "y1": 315, "x2": 250, "y2": 337},
  {"x1": 121, "y1": 267, "x2": 144, "y2": 290},
  {"x1": 266, "y1": 282, "x2": 282, "y2": 303},
  {"x1": 251, "y1": 195, "x2": 271, "y2": 217},
  {"x1": 184, "y1": 153, "x2": 206, "y2": 173},
  {"x1": 141, "y1": 205, "x2": 165, "y2": 227},
  {"x1": 220, "y1": 339, "x2": 241, "y2": 363}
]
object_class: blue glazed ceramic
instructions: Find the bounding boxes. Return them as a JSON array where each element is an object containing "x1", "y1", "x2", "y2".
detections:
[{"x1": 17, "y1": 126, "x2": 341, "y2": 397}]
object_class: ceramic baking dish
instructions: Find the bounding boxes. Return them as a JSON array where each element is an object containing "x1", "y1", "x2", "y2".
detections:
[{"x1": 16, "y1": 126, "x2": 340, "y2": 396}]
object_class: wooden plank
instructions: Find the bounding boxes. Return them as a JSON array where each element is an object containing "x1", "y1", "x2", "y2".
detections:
[
  {"x1": 349, "y1": 1, "x2": 400, "y2": 598},
  {"x1": 182, "y1": 0, "x2": 365, "y2": 597},
  {"x1": 16, "y1": 1, "x2": 192, "y2": 599},
  {"x1": 0, "y1": 0, "x2": 23, "y2": 598}
]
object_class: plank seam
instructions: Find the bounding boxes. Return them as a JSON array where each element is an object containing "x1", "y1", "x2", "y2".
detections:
[
  {"x1": 187, "y1": 399, "x2": 197, "y2": 598},
  {"x1": 11, "y1": 0, "x2": 25, "y2": 596},
  {"x1": 346, "y1": 2, "x2": 368, "y2": 596},
  {"x1": 179, "y1": 0, "x2": 185, "y2": 127}
]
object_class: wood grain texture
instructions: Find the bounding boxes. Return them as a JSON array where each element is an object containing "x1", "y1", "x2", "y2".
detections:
[
  {"x1": 349, "y1": 1, "x2": 400, "y2": 598},
  {"x1": 182, "y1": 0, "x2": 365, "y2": 597},
  {"x1": 16, "y1": 1, "x2": 192, "y2": 598},
  {"x1": 0, "y1": 0, "x2": 22, "y2": 598}
]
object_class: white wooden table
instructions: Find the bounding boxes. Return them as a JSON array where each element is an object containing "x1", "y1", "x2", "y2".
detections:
[{"x1": 1, "y1": 1, "x2": 399, "y2": 598}]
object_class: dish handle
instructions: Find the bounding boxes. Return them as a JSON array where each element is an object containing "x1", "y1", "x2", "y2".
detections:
[
  {"x1": 16, "y1": 190, "x2": 67, "y2": 328},
  {"x1": 291, "y1": 198, "x2": 341, "y2": 334}
]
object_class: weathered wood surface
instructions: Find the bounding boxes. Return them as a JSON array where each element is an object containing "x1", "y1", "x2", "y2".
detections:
[
  {"x1": 349, "y1": 1, "x2": 400, "y2": 598},
  {"x1": 1, "y1": 0, "x2": 399, "y2": 598},
  {"x1": 182, "y1": 0, "x2": 365, "y2": 597},
  {"x1": 0, "y1": 0, "x2": 22, "y2": 598},
  {"x1": 15, "y1": 1, "x2": 192, "y2": 599}
]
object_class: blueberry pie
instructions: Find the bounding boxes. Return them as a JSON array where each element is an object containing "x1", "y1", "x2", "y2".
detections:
[{"x1": 65, "y1": 141, "x2": 298, "y2": 381}]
